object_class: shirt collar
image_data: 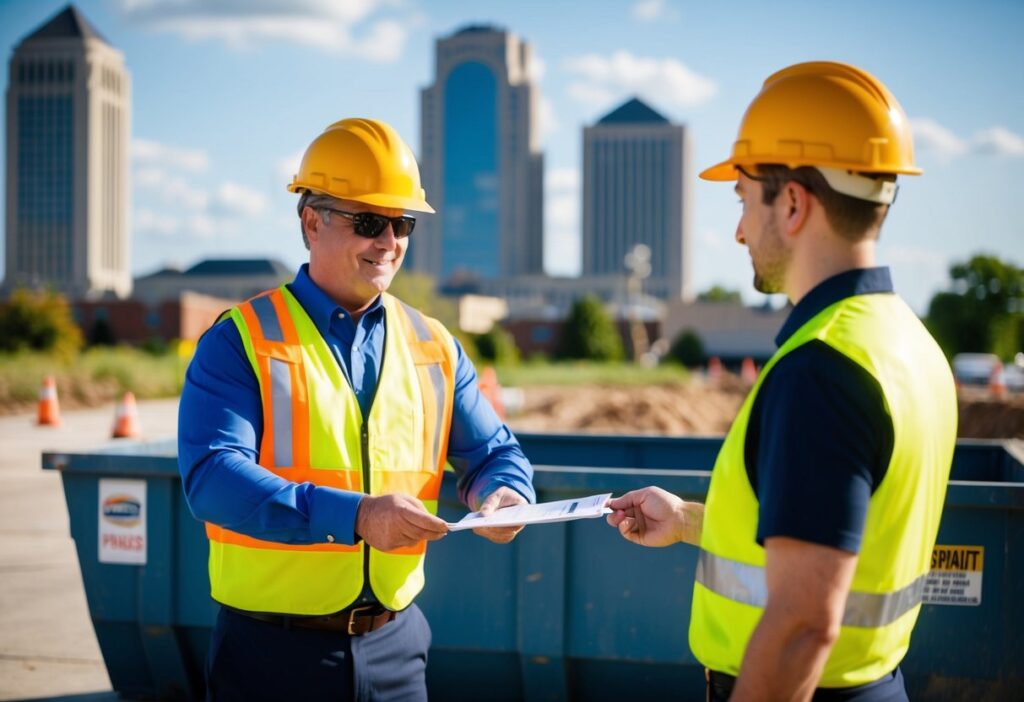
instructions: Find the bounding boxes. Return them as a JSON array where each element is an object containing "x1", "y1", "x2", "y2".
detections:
[
  {"x1": 775, "y1": 267, "x2": 894, "y2": 347},
  {"x1": 288, "y1": 264, "x2": 384, "y2": 336}
]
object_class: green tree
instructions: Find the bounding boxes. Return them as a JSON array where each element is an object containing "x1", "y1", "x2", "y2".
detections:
[
  {"x1": 698, "y1": 285, "x2": 742, "y2": 304},
  {"x1": 665, "y1": 328, "x2": 705, "y2": 368},
  {"x1": 0, "y1": 288, "x2": 83, "y2": 358},
  {"x1": 557, "y1": 295, "x2": 624, "y2": 361},
  {"x1": 389, "y1": 270, "x2": 458, "y2": 329},
  {"x1": 472, "y1": 325, "x2": 520, "y2": 365},
  {"x1": 925, "y1": 254, "x2": 1024, "y2": 358}
]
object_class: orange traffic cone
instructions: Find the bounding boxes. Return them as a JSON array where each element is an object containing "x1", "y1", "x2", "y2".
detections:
[
  {"x1": 111, "y1": 391, "x2": 142, "y2": 438},
  {"x1": 989, "y1": 363, "x2": 1007, "y2": 399},
  {"x1": 36, "y1": 376, "x2": 61, "y2": 427},
  {"x1": 740, "y1": 357, "x2": 758, "y2": 383},
  {"x1": 477, "y1": 366, "x2": 506, "y2": 420},
  {"x1": 707, "y1": 357, "x2": 723, "y2": 380}
]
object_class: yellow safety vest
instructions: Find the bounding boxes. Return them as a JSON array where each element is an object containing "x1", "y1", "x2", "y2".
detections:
[
  {"x1": 690, "y1": 292, "x2": 957, "y2": 687},
  {"x1": 205, "y1": 286, "x2": 456, "y2": 615}
]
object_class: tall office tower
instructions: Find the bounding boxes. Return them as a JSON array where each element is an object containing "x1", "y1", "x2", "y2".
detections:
[
  {"x1": 4, "y1": 5, "x2": 131, "y2": 299},
  {"x1": 416, "y1": 25, "x2": 544, "y2": 285},
  {"x1": 582, "y1": 98, "x2": 692, "y2": 301}
]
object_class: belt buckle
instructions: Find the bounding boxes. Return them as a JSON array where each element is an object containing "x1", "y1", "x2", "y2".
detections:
[{"x1": 346, "y1": 604, "x2": 377, "y2": 635}]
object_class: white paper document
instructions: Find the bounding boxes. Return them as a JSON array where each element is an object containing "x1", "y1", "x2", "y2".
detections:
[{"x1": 447, "y1": 493, "x2": 612, "y2": 531}]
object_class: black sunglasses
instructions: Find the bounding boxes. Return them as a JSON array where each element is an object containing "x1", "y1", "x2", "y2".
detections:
[{"x1": 321, "y1": 208, "x2": 416, "y2": 239}]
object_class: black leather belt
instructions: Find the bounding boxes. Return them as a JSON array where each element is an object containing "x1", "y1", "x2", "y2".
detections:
[
  {"x1": 234, "y1": 604, "x2": 397, "y2": 635},
  {"x1": 705, "y1": 668, "x2": 736, "y2": 700}
]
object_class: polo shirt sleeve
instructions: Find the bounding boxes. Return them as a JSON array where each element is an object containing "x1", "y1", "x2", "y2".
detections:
[
  {"x1": 747, "y1": 340, "x2": 894, "y2": 553},
  {"x1": 177, "y1": 319, "x2": 363, "y2": 546},
  {"x1": 446, "y1": 338, "x2": 536, "y2": 510}
]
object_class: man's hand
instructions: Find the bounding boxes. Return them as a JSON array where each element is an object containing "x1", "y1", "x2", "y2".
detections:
[
  {"x1": 472, "y1": 486, "x2": 528, "y2": 544},
  {"x1": 355, "y1": 494, "x2": 448, "y2": 552},
  {"x1": 606, "y1": 486, "x2": 703, "y2": 547}
]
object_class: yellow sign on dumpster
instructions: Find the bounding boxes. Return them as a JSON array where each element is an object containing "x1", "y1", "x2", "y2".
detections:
[{"x1": 921, "y1": 545, "x2": 983, "y2": 606}]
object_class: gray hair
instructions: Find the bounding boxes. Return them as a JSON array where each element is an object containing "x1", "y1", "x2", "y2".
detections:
[{"x1": 296, "y1": 190, "x2": 341, "y2": 250}]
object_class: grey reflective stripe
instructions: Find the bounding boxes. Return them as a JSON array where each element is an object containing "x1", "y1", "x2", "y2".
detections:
[
  {"x1": 696, "y1": 548, "x2": 767, "y2": 610},
  {"x1": 697, "y1": 550, "x2": 926, "y2": 629},
  {"x1": 426, "y1": 363, "x2": 445, "y2": 468},
  {"x1": 269, "y1": 358, "x2": 293, "y2": 467},
  {"x1": 843, "y1": 574, "x2": 927, "y2": 628},
  {"x1": 400, "y1": 301, "x2": 432, "y2": 341},
  {"x1": 251, "y1": 295, "x2": 284, "y2": 342}
]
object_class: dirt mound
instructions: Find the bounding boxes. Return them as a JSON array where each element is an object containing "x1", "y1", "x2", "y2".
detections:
[{"x1": 509, "y1": 378, "x2": 1024, "y2": 439}]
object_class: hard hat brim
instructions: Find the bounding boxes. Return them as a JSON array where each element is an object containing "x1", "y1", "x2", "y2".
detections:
[{"x1": 699, "y1": 160, "x2": 739, "y2": 182}]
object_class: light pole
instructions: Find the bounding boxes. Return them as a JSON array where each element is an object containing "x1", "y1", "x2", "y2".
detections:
[{"x1": 624, "y1": 243, "x2": 651, "y2": 363}]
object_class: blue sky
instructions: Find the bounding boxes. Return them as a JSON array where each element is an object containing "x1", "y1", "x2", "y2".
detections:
[{"x1": 1, "y1": 0, "x2": 1022, "y2": 314}]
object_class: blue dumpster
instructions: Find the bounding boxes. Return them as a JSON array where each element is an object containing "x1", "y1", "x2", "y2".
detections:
[{"x1": 44, "y1": 435, "x2": 1024, "y2": 700}]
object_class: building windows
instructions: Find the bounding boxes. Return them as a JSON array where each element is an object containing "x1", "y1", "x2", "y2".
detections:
[
  {"x1": 442, "y1": 61, "x2": 499, "y2": 280},
  {"x1": 16, "y1": 95, "x2": 74, "y2": 282}
]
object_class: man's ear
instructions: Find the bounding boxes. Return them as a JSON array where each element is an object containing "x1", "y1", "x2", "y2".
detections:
[
  {"x1": 301, "y1": 206, "x2": 322, "y2": 244},
  {"x1": 780, "y1": 181, "x2": 812, "y2": 236}
]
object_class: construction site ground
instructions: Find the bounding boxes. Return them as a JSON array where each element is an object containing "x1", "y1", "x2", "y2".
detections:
[{"x1": 507, "y1": 377, "x2": 1024, "y2": 440}]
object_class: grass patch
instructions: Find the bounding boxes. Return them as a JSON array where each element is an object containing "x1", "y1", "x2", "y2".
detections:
[
  {"x1": 492, "y1": 360, "x2": 690, "y2": 387},
  {"x1": 0, "y1": 347, "x2": 186, "y2": 411}
]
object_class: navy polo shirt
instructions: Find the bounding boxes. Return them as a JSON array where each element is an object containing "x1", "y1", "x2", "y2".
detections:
[{"x1": 746, "y1": 267, "x2": 896, "y2": 553}]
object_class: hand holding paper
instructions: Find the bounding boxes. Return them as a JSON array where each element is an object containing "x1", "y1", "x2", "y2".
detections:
[{"x1": 448, "y1": 493, "x2": 613, "y2": 532}]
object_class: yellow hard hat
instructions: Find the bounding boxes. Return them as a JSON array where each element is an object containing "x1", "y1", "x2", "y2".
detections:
[
  {"x1": 701, "y1": 61, "x2": 921, "y2": 186},
  {"x1": 287, "y1": 117, "x2": 435, "y2": 213}
]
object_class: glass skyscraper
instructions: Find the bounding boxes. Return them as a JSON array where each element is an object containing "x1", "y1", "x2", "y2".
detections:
[
  {"x1": 582, "y1": 98, "x2": 692, "y2": 301},
  {"x1": 4, "y1": 5, "x2": 131, "y2": 299},
  {"x1": 415, "y1": 25, "x2": 544, "y2": 286}
]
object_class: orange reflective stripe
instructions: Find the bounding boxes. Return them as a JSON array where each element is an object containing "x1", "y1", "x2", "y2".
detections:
[
  {"x1": 206, "y1": 523, "x2": 360, "y2": 552},
  {"x1": 206, "y1": 465, "x2": 362, "y2": 550},
  {"x1": 378, "y1": 471, "x2": 438, "y2": 500},
  {"x1": 385, "y1": 542, "x2": 427, "y2": 556}
]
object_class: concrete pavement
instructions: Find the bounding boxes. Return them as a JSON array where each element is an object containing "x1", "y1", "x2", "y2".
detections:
[{"x1": 0, "y1": 399, "x2": 180, "y2": 701}]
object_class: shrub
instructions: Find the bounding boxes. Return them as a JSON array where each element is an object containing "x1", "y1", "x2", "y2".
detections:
[
  {"x1": 557, "y1": 295, "x2": 624, "y2": 361},
  {"x1": 0, "y1": 288, "x2": 83, "y2": 358}
]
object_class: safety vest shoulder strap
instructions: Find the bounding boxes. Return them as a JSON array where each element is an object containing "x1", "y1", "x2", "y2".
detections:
[{"x1": 234, "y1": 287, "x2": 309, "y2": 469}]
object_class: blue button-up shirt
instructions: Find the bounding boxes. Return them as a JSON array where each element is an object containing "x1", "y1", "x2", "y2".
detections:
[{"x1": 178, "y1": 264, "x2": 535, "y2": 548}]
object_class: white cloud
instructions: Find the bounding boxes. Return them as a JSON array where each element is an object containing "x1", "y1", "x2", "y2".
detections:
[
  {"x1": 530, "y1": 54, "x2": 546, "y2": 82},
  {"x1": 132, "y1": 138, "x2": 209, "y2": 172},
  {"x1": 212, "y1": 182, "x2": 269, "y2": 217},
  {"x1": 278, "y1": 150, "x2": 305, "y2": 182},
  {"x1": 538, "y1": 95, "x2": 559, "y2": 139},
  {"x1": 547, "y1": 167, "x2": 581, "y2": 191},
  {"x1": 701, "y1": 227, "x2": 727, "y2": 252},
  {"x1": 972, "y1": 126, "x2": 1024, "y2": 156},
  {"x1": 117, "y1": 0, "x2": 408, "y2": 62},
  {"x1": 631, "y1": 0, "x2": 677, "y2": 22},
  {"x1": 134, "y1": 167, "x2": 209, "y2": 211},
  {"x1": 909, "y1": 118, "x2": 969, "y2": 158},
  {"x1": 911, "y1": 119, "x2": 1024, "y2": 160},
  {"x1": 564, "y1": 51, "x2": 717, "y2": 110},
  {"x1": 134, "y1": 208, "x2": 179, "y2": 236},
  {"x1": 544, "y1": 167, "x2": 581, "y2": 276}
]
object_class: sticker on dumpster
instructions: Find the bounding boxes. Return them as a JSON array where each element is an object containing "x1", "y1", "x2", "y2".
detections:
[
  {"x1": 98, "y1": 479, "x2": 146, "y2": 565},
  {"x1": 921, "y1": 545, "x2": 983, "y2": 606}
]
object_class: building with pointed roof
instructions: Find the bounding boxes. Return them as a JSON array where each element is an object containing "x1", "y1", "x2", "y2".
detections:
[
  {"x1": 582, "y1": 97, "x2": 692, "y2": 301},
  {"x1": 3, "y1": 4, "x2": 131, "y2": 299}
]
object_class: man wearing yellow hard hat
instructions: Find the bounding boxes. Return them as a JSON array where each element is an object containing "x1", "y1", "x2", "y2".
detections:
[
  {"x1": 607, "y1": 62, "x2": 956, "y2": 701},
  {"x1": 178, "y1": 118, "x2": 535, "y2": 700}
]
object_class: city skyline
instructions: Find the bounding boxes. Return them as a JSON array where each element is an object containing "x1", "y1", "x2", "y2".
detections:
[{"x1": 0, "y1": 1, "x2": 1021, "y2": 314}]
